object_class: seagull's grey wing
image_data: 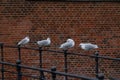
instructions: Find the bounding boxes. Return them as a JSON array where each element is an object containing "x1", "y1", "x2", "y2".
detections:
[
  {"x1": 41, "y1": 40, "x2": 49, "y2": 45},
  {"x1": 60, "y1": 42, "x2": 73, "y2": 50},
  {"x1": 37, "y1": 40, "x2": 50, "y2": 47},
  {"x1": 84, "y1": 44, "x2": 95, "y2": 50},
  {"x1": 37, "y1": 41, "x2": 44, "y2": 46},
  {"x1": 60, "y1": 42, "x2": 68, "y2": 48},
  {"x1": 66, "y1": 42, "x2": 74, "y2": 48},
  {"x1": 18, "y1": 39, "x2": 27, "y2": 45}
]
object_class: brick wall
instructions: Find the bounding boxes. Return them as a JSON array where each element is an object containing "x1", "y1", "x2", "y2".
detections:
[{"x1": 0, "y1": 0, "x2": 120, "y2": 80}]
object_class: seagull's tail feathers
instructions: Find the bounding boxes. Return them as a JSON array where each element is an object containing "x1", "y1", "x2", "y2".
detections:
[
  {"x1": 59, "y1": 44, "x2": 64, "y2": 49},
  {"x1": 59, "y1": 46, "x2": 62, "y2": 49},
  {"x1": 17, "y1": 42, "x2": 21, "y2": 46},
  {"x1": 36, "y1": 41, "x2": 39, "y2": 45},
  {"x1": 95, "y1": 45, "x2": 98, "y2": 49}
]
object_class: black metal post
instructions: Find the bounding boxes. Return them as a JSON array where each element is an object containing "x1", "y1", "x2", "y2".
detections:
[
  {"x1": 95, "y1": 51, "x2": 99, "y2": 78},
  {"x1": 16, "y1": 46, "x2": 22, "y2": 80},
  {"x1": 0, "y1": 43, "x2": 4, "y2": 80},
  {"x1": 18, "y1": 46, "x2": 21, "y2": 60},
  {"x1": 39, "y1": 47, "x2": 45, "y2": 80},
  {"x1": 16, "y1": 60, "x2": 22, "y2": 80},
  {"x1": 51, "y1": 66, "x2": 57, "y2": 80},
  {"x1": 64, "y1": 50, "x2": 68, "y2": 80}
]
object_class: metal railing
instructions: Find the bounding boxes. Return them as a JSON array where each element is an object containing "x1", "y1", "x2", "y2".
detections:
[{"x1": 0, "y1": 42, "x2": 120, "y2": 80}]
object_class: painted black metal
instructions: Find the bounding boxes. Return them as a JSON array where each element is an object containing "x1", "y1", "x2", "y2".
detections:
[
  {"x1": 18, "y1": 46, "x2": 21, "y2": 60},
  {"x1": 51, "y1": 66, "x2": 57, "y2": 80},
  {"x1": 17, "y1": 46, "x2": 22, "y2": 80},
  {"x1": 95, "y1": 52, "x2": 99, "y2": 78},
  {"x1": 64, "y1": 50, "x2": 68, "y2": 80},
  {"x1": 4, "y1": 45, "x2": 120, "y2": 61},
  {"x1": 16, "y1": 60, "x2": 22, "y2": 80},
  {"x1": 0, "y1": 43, "x2": 4, "y2": 80},
  {"x1": 1, "y1": 44, "x2": 120, "y2": 80},
  {"x1": 0, "y1": 61, "x2": 98, "y2": 80},
  {"x1": 39, "y1": 47, "x2": 46, "y2": 80}
]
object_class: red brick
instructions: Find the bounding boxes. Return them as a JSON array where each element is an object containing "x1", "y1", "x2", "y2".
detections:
[{"x1": 0, "y1": 1, "x2": 120, "y2": 80}]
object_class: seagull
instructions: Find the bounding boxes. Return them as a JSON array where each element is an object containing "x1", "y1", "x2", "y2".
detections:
[
  {"x1": 59, "y1": 39, "x2": 75, "y2": 50},
  {"x1": 79, "y1": 43, "x2": 98, "y2": 51},
  {"x1": 37, "y1": 37, "x2": 51, "y2": 47},
  {"x1": 17, "y1": 36, "x2": 30, "y2": 46}
]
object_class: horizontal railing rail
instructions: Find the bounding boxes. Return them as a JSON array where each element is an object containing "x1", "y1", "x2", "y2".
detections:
[
  {"x1": 4, "y1": 44, "x2": 120, "y2": 61},
  {"x1": 0, "y1": 61, "x2": 99, "y2": 80},
  {"x1": 0, "y1": 43, "x2": 120, "y2": 80}
]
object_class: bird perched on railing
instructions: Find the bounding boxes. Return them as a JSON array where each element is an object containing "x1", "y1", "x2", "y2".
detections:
[
  {"x1": 17, "y1": 36, "x2": 30, "y2": 46},
  {"x1": 59, "y1": 39, "x2": 75, "y2": 50},
  {"x1": 37, "y1": 37, "x2": 51, "y2": 47},
  {"x1": 79, "y1": 43, "x2": 98, "y2": 51}
]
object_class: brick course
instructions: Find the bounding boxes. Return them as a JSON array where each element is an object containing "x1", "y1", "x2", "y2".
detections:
[{"x1": 0, "y1": 0, "x2": 120, "y2": 80}]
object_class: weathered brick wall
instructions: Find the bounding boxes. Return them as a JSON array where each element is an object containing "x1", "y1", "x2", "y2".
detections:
[{"x1": 0, "y1": 0, "x2": 120, "y2": 80}]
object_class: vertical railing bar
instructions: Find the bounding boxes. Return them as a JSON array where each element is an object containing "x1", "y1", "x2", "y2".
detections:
[
  {"x1": 39, "y1": 47, "x2": 46, "y2": 80},
  {"x1": 64, "y1": 50, "x2": 68, "y2": 80},
  {"x1": 18, "y1": 46, "x2": 21, "y2": 60},
  {"x1": 0, "y1": 43, "x2": 4, "y2": 80},
  {"x1": 95, "y1": 51, "x2": 99, "y2": 78},
  {"x1": 51, "y1": 66, "x2": 57, "y2": 80},
  {"x1": 16, "y1": 46, "x2": 22, "y2": 80}
]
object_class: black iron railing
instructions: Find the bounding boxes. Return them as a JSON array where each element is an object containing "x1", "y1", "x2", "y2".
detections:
[{"x1": 0, "y1": 43, "x2": 120, "y2": 80}]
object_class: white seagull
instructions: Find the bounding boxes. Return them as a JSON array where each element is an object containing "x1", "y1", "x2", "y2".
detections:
[
  {"x1": 59, "y1": 39, "x2": 75, "y2": 50},
  {"x1": 17, "y1": 36, "x2": 30, "y2": 46},
  {"x1": 37, "y1": 37, "x2": 51, "y2": 47},
  {"x1": 79, "y1": 43, "x2": 98, "y2": 51}
]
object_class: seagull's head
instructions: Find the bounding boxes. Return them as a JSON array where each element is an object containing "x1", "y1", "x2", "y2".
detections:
[
  {"x1": 79, "y1": 43, "x2": 84, "y2": 46},
  {"x1": 67, "y1": 39, "x2": 74, "y2": 42},
  {"x1": 26, "y1": 36, "x2": 29, "y2": 39},
  {"x1": 79, "y1": 43, "x2": 86, "y2": 48},
  {"x1": 47, "y1": 37, "x2": 50, "y2": 40},
  {"x1": 94, "y1": 45, "x2": 98, "y2": 48}
]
